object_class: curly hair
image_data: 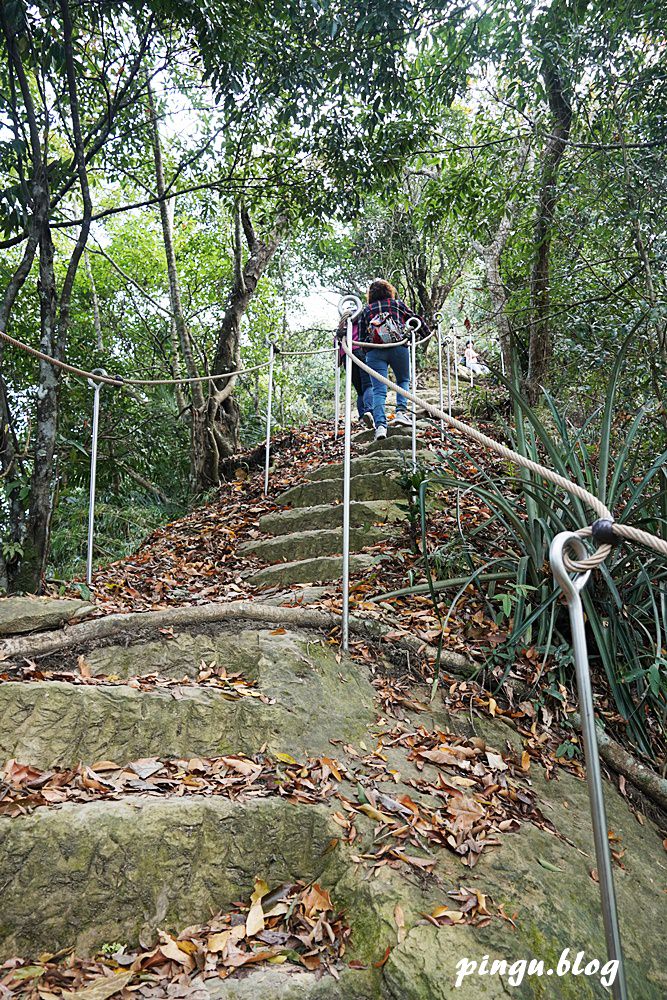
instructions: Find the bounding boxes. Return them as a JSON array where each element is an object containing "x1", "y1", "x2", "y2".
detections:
[{"x1": 367, "y1": 278, "x2": 397, "y2": 303}]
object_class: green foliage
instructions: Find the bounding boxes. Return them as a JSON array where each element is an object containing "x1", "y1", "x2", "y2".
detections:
[
  {"x1": 420, "y1": 349, "x2": 667, "y2": 757},
  {"x1": 48, "y1": 490, "x2": 184, "y2": 581}
]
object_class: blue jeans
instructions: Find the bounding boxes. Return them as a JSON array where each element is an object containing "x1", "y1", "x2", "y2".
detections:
[
  {"x1": 351, "y1": 351, "x2": 373, "y2": 419},
  {"x1": 364, "y1": 345, "x2": 410, "y2": 428}
]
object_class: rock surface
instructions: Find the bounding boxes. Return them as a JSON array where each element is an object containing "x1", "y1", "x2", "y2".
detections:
[
  {"x1": 249, "y1": 553, "x2": 376, "y2": 588},
  {"x1": 0, "y1": 797, "x2": 337, "y2": 957},
  {"x1": 0, "y1": 628, "x2": 376, "y2": 766},
  {"x1": 0, "y1": 596, "x2": 93, "y2": 636},
  {"x1": 241, "y1": 525, "x2": 391, "y2": 562},
  {"x1": 1, "y1": 389, "x2": 666, "y2": 997},
  {"x1": 258, "y1": 500, "x2": 402, "y2": 537}
]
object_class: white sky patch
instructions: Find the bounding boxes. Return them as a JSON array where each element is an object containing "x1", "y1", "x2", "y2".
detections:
[{"x1": 297, "y1": 287, "x2": 340, "y2": 330}]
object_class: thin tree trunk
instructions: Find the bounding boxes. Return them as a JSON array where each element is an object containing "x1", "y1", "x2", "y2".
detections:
[
  {"x1": 147, "y1": 82, "x2": 203, "y2": 409},
  {"x1": 85, "y1": 250, "x2": 103, "y2": 350},
  {"x1": 14, "y1": 210, "x2": 58, "y2": 592},
  {"x1": 526, "y1": 63, "x2": 572, "y2": 402},
  {"x1": 12, "y1": 0, "x2": 94, "y2": 591},
  {"x1": 193, "y1": 207, "x2": 287, "y2": 490},
  {"x1": 148, "y1": 82, "x2": 203, "y2": 474},
  {"x1": 2, "y1": 7, "x2": 58, "y2": 592},
  {"x1": 473, "y1": 142, "x2": 530, "y2": 376}
]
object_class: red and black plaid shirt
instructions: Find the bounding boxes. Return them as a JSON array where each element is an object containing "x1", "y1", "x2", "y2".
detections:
[{"x1": 356, "y1": 298, "x2": 430, "y2": 344}]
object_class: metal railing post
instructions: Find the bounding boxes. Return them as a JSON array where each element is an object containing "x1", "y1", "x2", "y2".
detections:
[
  {"x1": 407, "y1": 317, "x2": 420, "y2": 473},
  {"x1": 86, "y1": 368, "x2": 108, "y2": 586},
  {"x1": 451, "y1": 321, "x2": 459, "y2": 395},
  {"x1": 550, "y1": 532, "x2": 627, "y2": 1000},
  {"x1": 435, "y1": 313, "x2": 444, "y2": 441},
  {"x1": 446, "y1": 337, "x2": 452, "y2": 418},
  {"x1": 334, "y1": 345, "x2": 340, "y2": 437},
  {"x1": 338, "y1": 295, "x2": 361, "y2": 651},
  {"x1": 264, "y1": 342, "x2": 276, "y2": 496}
]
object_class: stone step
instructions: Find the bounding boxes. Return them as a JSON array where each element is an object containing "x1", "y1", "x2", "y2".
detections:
[
  {"x1": 275, "y1": 472, "x2": 405, "y2": 509},
  {"x1": 0, "y1": 596, "x2": 94, "y2": 636},
  {"x1": 0, "y1": 796, "x2": 337, "y2": 958},
  {"x1": 259, "y1": 500, "x2": 402, "y2": 537},
  {"x1": 416, "y1": 399, "x2": 465, "y2": 417},
  {"x1": 240, "y1": 524, "x2": 391, "y2": 563},
  {"x1": 249, "y1": 553, "x2": 375, "y2": 589},
  {"x1": 364, "y1": 435, "x2": 420, "y2": 456},
  {"x1": 353, "y1": 424, "x2": 411, "y2": 445},
  {"x1": 207, "y1": 966, "x2": 379, "y2": 999},
  {"x1": 0, "y1": 628, "x2": 376, "y2": 767},
  {"x1": 307, "y1": 451, "x2": 433, "y2": 484},
  {"x1": 307, "y1": 452, "x2": 404, "y2": 483}
]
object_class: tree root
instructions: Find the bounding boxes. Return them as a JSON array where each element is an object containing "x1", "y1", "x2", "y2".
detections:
[
  {"x1": 0, "y1": 599, "x2": 474, "y2": 678},
  {"x1": 571, "y1": 711, "x2": 667, "y2": 815}
]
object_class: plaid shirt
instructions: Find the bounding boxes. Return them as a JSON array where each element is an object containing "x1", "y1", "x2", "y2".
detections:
[{"x1": 356, "y1": 298, "x2": 430, "y2": 344}]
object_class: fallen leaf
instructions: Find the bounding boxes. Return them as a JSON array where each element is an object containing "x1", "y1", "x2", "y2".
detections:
[
  {"x1": 394, "y1": 904, "x2": 405, "y2": 943},
  {"x1": 537, "y1": 857, "x2": 563, "y2": 873},
  {"x1": 66, "y1": 971, "x2": 134, "y2": 1000}
]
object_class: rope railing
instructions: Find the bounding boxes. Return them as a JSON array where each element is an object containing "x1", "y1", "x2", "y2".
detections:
[
  {"x1": 338, "y1": 332, "x2": 667, "y2": 572},
  {"x1": 0, "y1": 328, "x2": 275, "y2": 387},
  {"x1": 4, "y1": 294, "x2": 663, "y2": 996}
]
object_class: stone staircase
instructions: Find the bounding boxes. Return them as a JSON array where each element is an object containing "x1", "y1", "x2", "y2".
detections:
[
  {"x1": 1, "y1": 604, "x2": 665, "y2": 998},
  {"x1": 1, "y1": 386, "x2": 666, "y2": 998},
  {"x1": 244, "y1": 422, "x2": 434, "y2": 591}
]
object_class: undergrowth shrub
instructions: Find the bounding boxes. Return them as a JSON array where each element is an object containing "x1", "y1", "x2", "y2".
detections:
[
  {"x1": 48, "y1": 489, "x2": 184, "y2": 582},
  {"x1": 419, "y1": 348, "x2": 667, "y2": 759}
]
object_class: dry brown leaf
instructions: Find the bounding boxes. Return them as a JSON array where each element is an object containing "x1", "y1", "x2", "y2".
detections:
[{"x1": 65, "y1": 971, "x2": 134, "y2": 999}]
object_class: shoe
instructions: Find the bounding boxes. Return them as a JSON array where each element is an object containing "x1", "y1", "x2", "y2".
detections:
[
  {"x1": 363, "y1": 411, "x2": 375, "y2": 429},
  {"x1": 374, "y1": 425, "x2": 387, "y2": 440},
  {"x1": 393, "y1": 410, "x2": 412, "y2": 426}
]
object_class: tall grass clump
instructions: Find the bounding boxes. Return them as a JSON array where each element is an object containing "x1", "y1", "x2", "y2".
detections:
[{"x1": 419, "y1": 347, "x2": 667, "y2": 759}]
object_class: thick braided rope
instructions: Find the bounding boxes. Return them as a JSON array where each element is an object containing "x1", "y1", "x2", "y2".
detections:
[
  {"x1": 341, "y1": 338, "x2": 667, "y2": 573},
  {"x1": 0, "y1": 329, "x2": 272, "y2": 387}
]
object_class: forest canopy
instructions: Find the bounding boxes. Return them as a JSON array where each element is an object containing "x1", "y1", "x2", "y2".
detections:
[{"x1": 0, "y1": 0, "x2": 665, "y2": 594}]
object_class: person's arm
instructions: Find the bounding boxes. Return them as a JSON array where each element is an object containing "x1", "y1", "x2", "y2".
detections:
[
  {"x1": 396, "y1": 299, "x2": 431, "y2": 337},
  {"x1": 357, "y1": 304, "x2": 372, "y2": 342}
]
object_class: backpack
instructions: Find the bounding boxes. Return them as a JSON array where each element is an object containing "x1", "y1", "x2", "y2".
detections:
[{"x1": 368, "y1": 309, "x2": 405, "y2": 345}]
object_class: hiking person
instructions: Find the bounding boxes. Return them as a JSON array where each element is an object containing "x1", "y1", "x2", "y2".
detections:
[
  {"x1": 336, "y1": 315, "x2": 374, "y2": 427},
  {"x1": 356, "y1": 279, "x2": 429, "y2": 440}
]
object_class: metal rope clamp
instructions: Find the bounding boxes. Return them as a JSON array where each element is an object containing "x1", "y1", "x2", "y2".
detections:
[{"x1": 591, "y1": 518, "x2": 618, "y2": 548}]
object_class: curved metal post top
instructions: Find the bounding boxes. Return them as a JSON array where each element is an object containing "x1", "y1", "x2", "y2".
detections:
[
  {"x1": 338, "y1": 294, "x2": 362, "y2": 320},
  {"x1": 87, "y1": 367, "x2": 108, "y2": 390},
  {"x1": 550, "y1": 532, "x2": 591, "y2": 598}
]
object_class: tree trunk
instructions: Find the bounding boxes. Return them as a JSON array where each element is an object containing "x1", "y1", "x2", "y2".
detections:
[
  {"x1": 526, "y1": 63, "x2": 572, "y2": 402},
  {"x1": 12, "y1": 206, "x2": 59, "y2": 592},
  {"x1": 11, "y1": 0, "x2": 94, "y2": 592},
  {"x1": 148, "y1": 82, "x2": 204, "y2": 476},
  {"x1": 0, "y1": 231, "x2": 39, "y2": 589},
  {"x1": 85, "y1": 250, "x2": 103, "y2": 350},
  {"x1": 473, "y1": 143, "x2": 530, "y2": 377},
  {"x1": 192, "y1": 207, "x2": 287, "y2": 490}
]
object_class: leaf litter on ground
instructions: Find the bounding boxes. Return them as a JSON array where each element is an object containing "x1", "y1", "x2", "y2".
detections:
[{"x1": 0, "y1": 877, "x2": 350, "y2": 997}]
